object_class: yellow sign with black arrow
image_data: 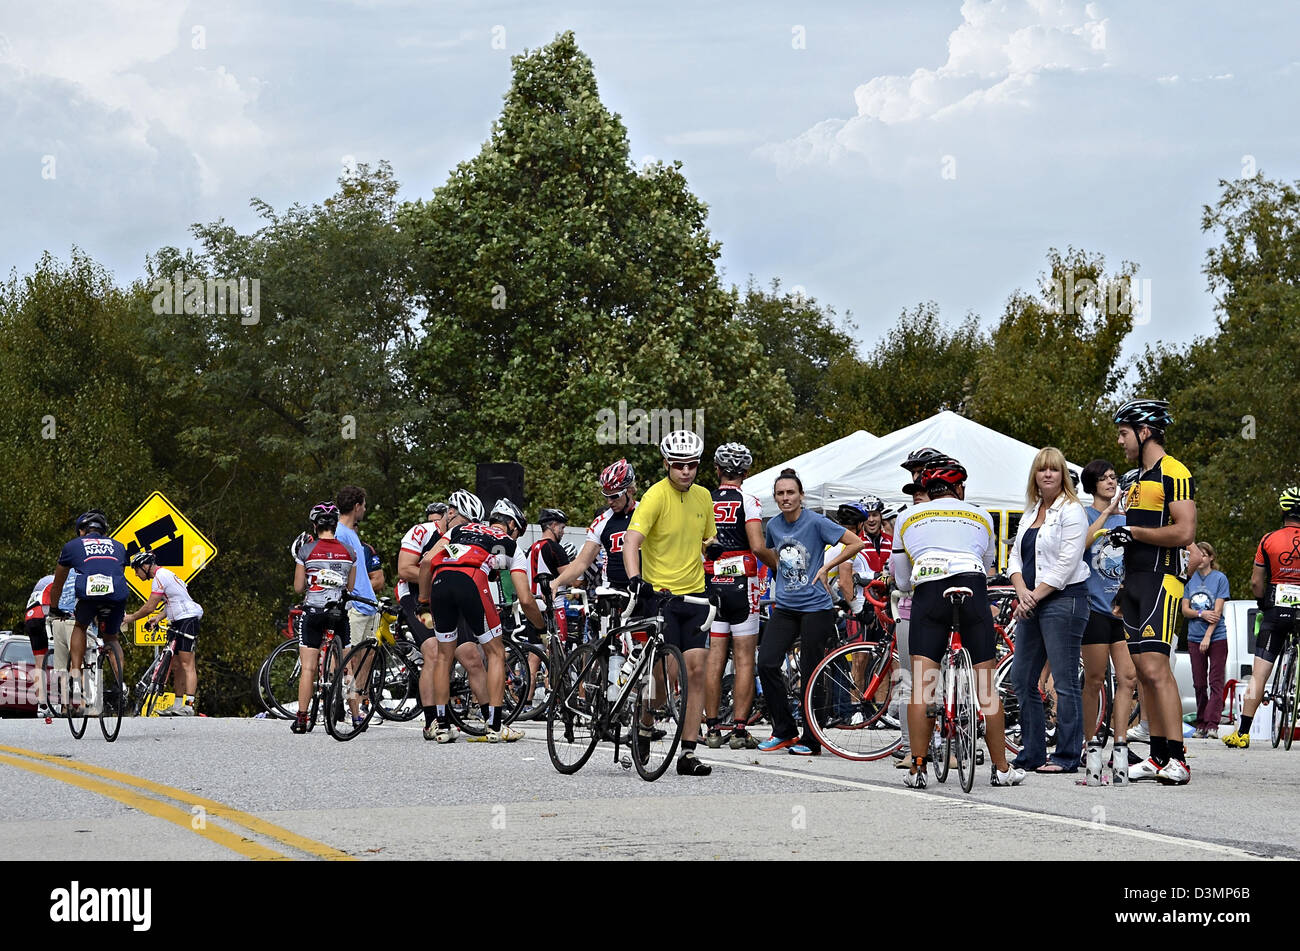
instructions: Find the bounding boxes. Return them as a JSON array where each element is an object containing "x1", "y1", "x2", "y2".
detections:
[{"x1": 111, "y1": 492, "x2": 218, "y2": 602}]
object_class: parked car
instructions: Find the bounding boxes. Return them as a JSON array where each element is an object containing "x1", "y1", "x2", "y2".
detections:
[
  {"x1": 1170, "y1": 599, "x2": 1260, "y2": 725},
  {"x1": 0, "y1": 632, "x2": 39, "y2": 717}
]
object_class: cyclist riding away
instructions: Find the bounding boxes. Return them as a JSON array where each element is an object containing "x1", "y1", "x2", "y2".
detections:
[
  {"x1": 291, "y1": 502, "x2": 356, "y2": 734},
  {"x1": 622, "y1": 430, "x2": 719, "y2": 776},
  {"x1": 1223, "y1": 487, "x2": 1300, "y2": 748},
  {"x1": 890, "y1": 463, "x2": 1024, "y2": 788},
  {"x1": 1111, "y1": 398, "x2": 1196, "y2": 784},
  {"x1": 703, "y1": 442, "x2": 775, "y2": 750},
  {"x1": 122, "y1": 551, "x2": 204, "y2": 716}
]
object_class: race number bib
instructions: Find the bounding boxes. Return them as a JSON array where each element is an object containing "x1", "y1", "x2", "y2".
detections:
[
  {"x1": 86, "y1": 574, "x2": 114, "y2": 597},
  {"x1": 445, "y1": 543, "x2": 469, "y2": 561},
  {"x1": 314, "y1": 569, "x2": 346, "y2": 589},
  {"x1": 713, "y1": 555, "x2": 746, "y2": 578},
  {"x1": 1276, "y1": 584, "x2": 1300, "y2": 609},
  {"x1": 912, "y1": 554, "x2": 951, "y2": 582}
]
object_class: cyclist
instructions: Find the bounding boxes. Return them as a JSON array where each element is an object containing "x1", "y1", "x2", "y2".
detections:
[
  {"x1": 336, "y1": 487, "x2": 381, "y2": 645},
  {"x1": 1223, "y1": 487, "x2": 1300, "y2": 748},
  {"x1": 24, "y1": 574, "x2": 55, "y2": 720},
  {"x1": 554, "y1": 459, "x2": 639, "y2": 594},
  {"x1": 290, "y1": 502, "x2": 356, "y2": 734},
  {"x1": 122, "y1": 551, "x2": 204, "y2": 716},
  {"x1": 49, "y1": 511, "x2": 128, "y2": 710},
  {"x1": 702, "y1": 442, "x2": 774, "y2": 750},
  {"x1": 529, "y1": 508, "x2": 571, "y2": 590},
  {"x1": 622, "y1": 430, "x2": 719, "y2": 776},
  {"x1": 890, "y1": 463, "x2": 1024, "y2": 788},
  {"x1": 417, "y1": 490, "x2": 545, "y2": 743},
  {"x1": 1111, "y1": 399, "x2": 1196, "y2": 784}
]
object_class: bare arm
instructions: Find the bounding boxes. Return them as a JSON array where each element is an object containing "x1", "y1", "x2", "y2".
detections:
[
  {"x1": 622, "y1": 530, "x2": 644, "y2": 580},
  {"x1": 293, "y1": 562, "x2": 306, "y2": 595},
  {"x1": 511, "y1": 569, "x2": 546, "y2": 628},
  {"x1": 123, "y1": 593, "x2": 165, "y2": 625},
  {"x1": 1131, "y1": 499, "x2": 1196, "y2": 549},
  {"x1": 746, "y1": 520, "x2": 776, "y2": 571},
  {"x1": 554, "y1": 540, "x2": 600, "y2": 588},
  {"x1": 1251, "y1": 564, "x2": 1267, "y2": 600}
]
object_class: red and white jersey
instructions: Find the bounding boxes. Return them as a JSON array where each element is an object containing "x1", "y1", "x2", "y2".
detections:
[
  {"x1": 710, "y1": 485, "x2": 762, "y2": 554},
  {"x1": 297, "y1": 538, "x2": 355, "y2": 609},
  {"x1": 150, "y1": 566, "x2": 204, "y2": 621},
  {"x1": 396, "y1": 520, "x2": 442, "y2": 600},
  {"x1": 528, "y1": 537, "x2": 570, "y2": 597},
  {"x1": 858, "y1": 530, "x2": 893, "y2": 575},
  {"x1": 430, "y1": 522, "x2": 526, "y2": 581},
  {"x1": 586, "y1": 501, "x2": 637, "y2": 588}
]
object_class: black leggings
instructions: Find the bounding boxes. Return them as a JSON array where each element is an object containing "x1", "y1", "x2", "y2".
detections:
[{"x1": 758, "y1": 606, "x2": 834, "y2": 748}]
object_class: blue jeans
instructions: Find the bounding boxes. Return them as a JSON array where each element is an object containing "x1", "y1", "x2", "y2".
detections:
[{"x1": 1010, "y1": 590, "x2": 1089, "y2": 770}]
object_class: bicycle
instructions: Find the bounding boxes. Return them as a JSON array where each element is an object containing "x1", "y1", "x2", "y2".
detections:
[
  {"x1": 806, "y1": 580, "x2": 903, "y2": 761},
  {"x1": 257, "y1": 607, "x2": 303, "y2": 719},
  {"x1": 1267, "y1": 624, "x2": 1298, "y2": 750},
  {"x1": 325, "y1": 596, "x2": 423, "y2": 740},
  {"x1": 546, "y1": 588, "x2": 715, "y2": 782},
  {"x1": 51, "y1": 609, "x2": 125, "y2": 743},
  {"x1": 134, "y1": 617, "x2": 178, "y2": 717},
  {"x1": 928, "y1": 586, "x2": 981, "y2": 792}
]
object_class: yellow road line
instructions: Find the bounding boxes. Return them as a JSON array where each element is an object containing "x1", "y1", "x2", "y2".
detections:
[
  {"x1": 0, "y1": 745, "x2": 353, "y2": 861},
  {"x1": 0, "y1": 752, "x2": 287, "y2": 860}
]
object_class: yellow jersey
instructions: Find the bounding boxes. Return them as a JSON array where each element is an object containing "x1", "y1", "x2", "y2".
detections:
[{"x1": 627, "y1": 478, "x2": 717, "y2": 594}]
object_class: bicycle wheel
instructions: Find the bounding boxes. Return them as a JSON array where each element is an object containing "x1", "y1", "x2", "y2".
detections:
[
  {"x1": 632, "y1": 643, "x2": 687, "y2": 782},
  {"x1": 325, "y1": 641, "x2": 375, "y2": 740},
  {"x1": 546, "y1": 644, "x2": 604, "y2": 774},
  {"x1": 1270, "y1": 650, "x2": 1291, "y2": 748},
  {"x1": 1285, "y1": 649, "x2": 1299, "y2": 751},
  {"x1": 63, "y1": 666, "x2": 87, "y2": 739},
  {"x1": 952, "y1": 650, "x2": 977, "y2": 793},
  {"x1": 510, "y1": 643, "x2": 551, "y2": 723},
  {"x1": 500, "y1": 640, "x2": 533, "y2": 726},
  {"x1": 933, "y1": 657, "x2": 953, "y2": 784},
  {"x1": 805, "y1": 643, "x2": 903, "y2": 761},
  {"x1": 264, "y1": 639, "x2": 303, "y2": 720},
  {"x1": 373, "y1": 641, "x2": 422, "y2": 722},
  {"x1": 448, "y1": 654, "x2": 487, "y2": 736},
  {"x1": 994, "y1": 655, "x2": 1021, "y2": 756},
  {"x1": 141, "y1": 651, "x2": 173, "y2": 718},
  {"x1": 309, "y1": 638, "x2": 343, "y2": 733},
  {"x1": 99, "y1": 650, "x2": 124, "y2": 742}
]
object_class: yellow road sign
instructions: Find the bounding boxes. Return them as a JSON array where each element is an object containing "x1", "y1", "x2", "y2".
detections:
[
  {"x1": 112, "y1": 492, "x2": 217, "y2": 601},
  {"x1": 135, "y1": 609, "x2": 170, "y2": 647}
]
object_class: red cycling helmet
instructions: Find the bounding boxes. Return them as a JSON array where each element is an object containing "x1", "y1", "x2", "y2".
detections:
[
  {"x1": 599, "y1": 458, "x2": 635, "y2": 495},
  {"x1": 918, "y1": 463, "x2": 968, "y2": 491}
]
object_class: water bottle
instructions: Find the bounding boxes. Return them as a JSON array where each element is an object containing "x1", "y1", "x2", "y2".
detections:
[
  {"x1": 607, "y1": 655, "x2": 623, "y2": 703},
  {"x1": 1111, "y1": 743, "x2": 1129, "y2": 786},
  {"x1": 1085, "y1": 741, "x2": 1103, "y2": 786}
]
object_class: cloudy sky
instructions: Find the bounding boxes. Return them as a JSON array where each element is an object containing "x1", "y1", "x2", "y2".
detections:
[{"x1": 3, "y1": 0, "x2": 1298, "y2": 359}]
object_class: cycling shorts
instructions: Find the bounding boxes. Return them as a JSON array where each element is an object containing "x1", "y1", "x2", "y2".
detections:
[
  {"x1": 1255, "y1": 607, "x2": 1297, "y2": 664},
  {"x1": 74, "y1": 597, "x2": 125, "y2": 635},
  {"x1": 431, "y1": 569, "x2": 501, "y2": 645},
  {"x1": 1082, "y1": 610, "x2": 1126, "y2": 647},
  {"x1": 401, "y1": 592, "x2": 482, "y2": 649},
  {"x1": 168, "y1": 616, "x2": 200, "y2": 654},
  {"x1": 300, "y1": 605, "x2": 350, "y2": 651},
  {"x1": 907, "y1": 572, "x2": 995, "y2": 665},
  {"x1": 25, "y1": 617, "x2": 49, "y2": 653},
  {"x1": 1118, "y1": 571, "x2": 1183, "y2": 657},
  {"x1": 644, "y1": 591, "x2": 711, "y2": 653},
  {"x1": 707, "y1": 576, "x2": 761, "y2": 638}
]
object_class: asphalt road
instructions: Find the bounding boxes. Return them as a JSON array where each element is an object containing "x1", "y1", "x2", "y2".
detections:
[{"x1": 1, "y1": 717, "x2": 1294, "y2": 861}]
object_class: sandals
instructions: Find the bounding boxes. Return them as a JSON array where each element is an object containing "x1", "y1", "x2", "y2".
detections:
[{"x1": 1034, "y1": 763, "x2": 1076, "y2": 774}]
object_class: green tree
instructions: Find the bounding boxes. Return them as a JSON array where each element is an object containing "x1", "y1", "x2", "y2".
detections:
[
  {"x1": 1134, "y1": 175, "x2": 1300, "y2": 593},
  {"x1": 400, "y1": 32, "x2": 792, "y2": 509},
  {"x1": 969, "y1": 247, "x2": 1136, "y2": 463}
]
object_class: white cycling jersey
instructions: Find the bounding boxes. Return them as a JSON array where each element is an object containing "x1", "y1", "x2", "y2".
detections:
[
  {"x1": 395, "y1": 520, "x2": 441, "y2": 600},
  {"x1": 890, "y1": 498, "x2": 995, "y2": 593},
  {"x1": 150, "y1": 567, "x2": 204, "y2": 621}
]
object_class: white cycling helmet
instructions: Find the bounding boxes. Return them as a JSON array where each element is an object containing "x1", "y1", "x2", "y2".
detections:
[
  {"x1": 448, "y1": 489, "x2": 484, "y2": 523},
  {"x1": 289, "y1": 531, "x2": 314, "y2": 559},
  {"x1": 660, "y1": 429, "x2": 704, "y2": 462},
  {"x1": 490, "y1": 497, "x2": 526, "y2": 533},
  {"x1": 714, "y1": 442, "x2": 753, "y2": 474}
]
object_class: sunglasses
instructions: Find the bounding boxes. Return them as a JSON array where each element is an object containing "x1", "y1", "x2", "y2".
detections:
[{"x1": 669, "y1": 461, "x2": 699, "y2": 471}]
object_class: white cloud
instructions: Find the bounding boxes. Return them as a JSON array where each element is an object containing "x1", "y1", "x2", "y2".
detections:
[
  {"x1": 1157, "y1": 74, "x2": 1180, "y2": 84},
  {"x1": 663, "y1": 129, "x2": 761, "y2": 147},
  {"x1": 760, "y1": 0, "x2": 1110, "y2": 169}
]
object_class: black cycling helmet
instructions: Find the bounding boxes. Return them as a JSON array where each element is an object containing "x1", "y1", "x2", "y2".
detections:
[
  {"x1": 1113, "y1": 398, "x2": 1172, "y2": 432},
  {"x1": 538, "y1": 507, "x2": 568, "y2": 528},
  {"x1": 901, "y1": 447, "x2": 955, "y2": 473},
  {"x1": 309, "y1": 501, "x2": 340, "y2": 530},
  {"x1": 836, "y1": 502, "x2": 870, "y2": 525},
  {"x1": 75, "y1": 510, "x2": 108, "y2": 534},
  {"x1": 130, "y1": 550, "x2": 157, "y2": 572}
]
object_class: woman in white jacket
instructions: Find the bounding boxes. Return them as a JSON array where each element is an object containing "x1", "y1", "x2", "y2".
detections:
[{"x1": 1008, "y1": 447, "x2": 1092, "y2": 773}]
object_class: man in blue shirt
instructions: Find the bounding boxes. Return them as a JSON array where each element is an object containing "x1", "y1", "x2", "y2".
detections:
[
  {"x1": 335, "y1": 486, "x2": 380, "y2": 644},
  {"x1": 49, "y1": 510, "x2": 127, "y2": 705}
]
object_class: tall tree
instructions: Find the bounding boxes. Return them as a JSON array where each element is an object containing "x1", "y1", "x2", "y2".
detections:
[{"x1": 400, "y1": 32, "x2": 792, "y2": 509}]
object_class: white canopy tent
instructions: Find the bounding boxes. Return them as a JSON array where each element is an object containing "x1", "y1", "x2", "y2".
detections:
[{"x1": 743, "y1": 429, "x2": 879, "y2": 515}]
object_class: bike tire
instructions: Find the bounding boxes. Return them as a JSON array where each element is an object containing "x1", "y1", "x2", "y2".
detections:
[
  {"x1": 511, "y1": 643, "x2": 551, "y2": 723},
  {"x1": 448, "y1": 654, "x2": 487, "y2": 736},
  {"x1": 546, "y1": 644, "x2": 603, "y2": 774},
  {"x1": 373, "y1": 641, "x2": 423, "y2": 722},
  {"x1": 264, "y1": 639, "x2": 303, "y2": 720},
  {"x1": 501, "y1": 640, "x2": 532, "y2": 726},
  {"x1": 318, "y1": 638, "x2": 345, "y2": 736},
  {"x1": 99, "y1": 650, "x2": 124, "y2": 742},
  {"x1": 933, "y1": 656, "x2": 953, "y2": 784},
  {"x1": 255, "y1": 643, "x2": 282, "y2": 717},
  {"x1": 325, "y1": 641, "x2": 378, "y2": 741},
  {"x1": 142, "y1": 651, "x2": 173, "y2": 719},
  {"x1": 632, "y1": 643, "x2": 687, "y2": 782},
  {"x1": 1271, "y1": 651, "x2": 1289, "y2": 748},
  {"x1": 805, "y1": 642, "x2": 902, "y2": 761},
  {"x1": 994, "y1": 654, "x2": 1021, "y2": 756},
  {"x1": 953, "y1": 650, "x2": 977, "y2": 794},
  {"x1": 1286, "y1": 649, "x2": 1299, "y2": 751},
  {"x1": 64, "y1": 666, "x2": 88, "y2": 739}
]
